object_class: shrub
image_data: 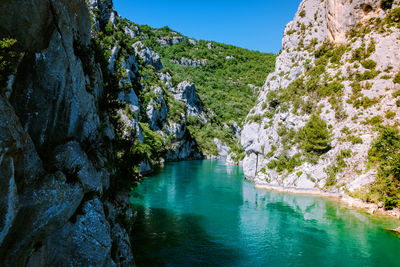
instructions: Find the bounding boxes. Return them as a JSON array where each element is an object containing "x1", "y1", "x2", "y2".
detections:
[
  {"x1": 365, "y1": 115, "x2": 384, "y2": 126},
  {"x1": 330, "y1": 45, "x2": 346, "y2": 64},
  {"x1": 392, "y1": 90, "x2": 400, "y2": 98},
  {"x1": 298, "y1": 114, "x2": 332, "y2": 154},
  {"x1": 385, "y1": 110, "x2": 396, "y2": 119},
  {"x1": 325, "y1": 150, "x2": 352, "y2": 187},
  {"x1": 267, "y1": 153, "x2": 303, "y2": 174},
  {"x1": 319, "y1": 81, "x2": 343, "y2": 97},
  {"x1": 105, "y1": 21, "x2": 114, "y2": 34},
  {"x1": 247, "y1": 114, "x2": 262, "y2": 123},
  {"x1": 393, "y1": 71, "x2": 400, "y2": 84},
  {"x1": 0, "y1": 38, "x2": 21, "y2": 88},
  {"x1": 229, "y1": 145, "x2": 245, "y2": 162},
  {"x1": 381, "y1": 0, "x2": 394, "y2": 10},
  {"x1": 360, "y1": 96, "x2": 379, "y2": 109},
  {"x1": 361, "y1": 59, "x2": 377, "y2": 70},
  {"x1": 387, "y1": 7, "x2": 400, "y2": 23},
  {"x1": 347, "y1": 135, "x2": 363, "y2": 144},
  {"x1": 351, "y1": 47, "x2": 366, "y2": 62},
  {"x1": 368, "y1": 126, "x2": 400, "y2": 209},
  {"x1": 356, "y1": 70, "x2": 380, "y2": 81}
]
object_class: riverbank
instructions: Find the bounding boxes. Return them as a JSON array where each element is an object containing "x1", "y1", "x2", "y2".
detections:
[{"x1": 248, "y1": 179, "x2": 400, "y2": 222}]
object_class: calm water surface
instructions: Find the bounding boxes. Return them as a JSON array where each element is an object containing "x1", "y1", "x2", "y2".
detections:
[{"x1": 130, "y1": 160, "x2": 400, "y2": 266}]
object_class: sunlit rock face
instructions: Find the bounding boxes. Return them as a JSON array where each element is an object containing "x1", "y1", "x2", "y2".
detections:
[
  {"x1": 241, "y1": 0, "x2": 400, "y2": 197},
  {"x1": 326, "y1": 0, "x2": 383, "y2": 44}
]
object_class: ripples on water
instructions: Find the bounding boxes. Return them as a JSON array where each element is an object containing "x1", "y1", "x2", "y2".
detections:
[{"x1": 130, "y1": 160, "x2": 400, "y2": 267}]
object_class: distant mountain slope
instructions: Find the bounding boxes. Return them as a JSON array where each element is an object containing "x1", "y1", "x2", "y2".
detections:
[{"x1": 93, "y1": 12, "x2": 276, "y2": 158}]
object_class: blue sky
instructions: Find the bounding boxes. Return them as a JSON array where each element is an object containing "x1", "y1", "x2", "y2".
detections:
[{"x1": 114, "y1": 0, "x2": 302, "y2": 54}]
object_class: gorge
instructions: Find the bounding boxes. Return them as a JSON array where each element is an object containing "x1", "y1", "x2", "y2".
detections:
[{"x1": 0, "y1": 0, "x2": 400, "y2": 266}]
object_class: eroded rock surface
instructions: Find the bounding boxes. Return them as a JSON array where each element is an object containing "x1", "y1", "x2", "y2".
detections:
[
  {"x1": 0, "y1": 0, "x2": 134, "y2": 265},
  {"x1": 241, "y1": 0, "x2": 400, "y2": 200}
]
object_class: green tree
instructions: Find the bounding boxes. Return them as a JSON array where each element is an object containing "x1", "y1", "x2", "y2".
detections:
[
  {"x1": 381, "y1": 0, "x2": 394, "y2": 10},
  {"x1": 369, "y1": 127, "x2": 400, "y2": 209},
  {"x1": 299, "y1": 114, "x2": 332, "y2": 154}
]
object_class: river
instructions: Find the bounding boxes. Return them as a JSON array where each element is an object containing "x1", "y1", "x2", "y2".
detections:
[{"x1": 130, "y1": 160, "x2": 400, "y2": 266}]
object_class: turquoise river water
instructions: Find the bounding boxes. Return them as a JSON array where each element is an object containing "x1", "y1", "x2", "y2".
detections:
[{"x1": 130, "y1": 160, "x2": 400, "y2": 267}]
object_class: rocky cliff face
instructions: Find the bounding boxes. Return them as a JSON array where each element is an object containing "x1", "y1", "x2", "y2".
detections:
[
  {"x1": 0, "y1": 0, "x2": 274, "y2": 264},
  {"x1": 241, "y1": 0, "x2": 400, "y2": 209},
  {"x1": 0, "y1": 0, "x2": 142, "y2": 265}
]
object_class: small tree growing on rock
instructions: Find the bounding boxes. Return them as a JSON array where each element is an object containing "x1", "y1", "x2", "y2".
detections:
[
  {"x1": 381, "y1": 0, "x2": 394, "y2": 10},
  {"x1": 298, "y1": 114, "x2": 332, "y2": 155}
]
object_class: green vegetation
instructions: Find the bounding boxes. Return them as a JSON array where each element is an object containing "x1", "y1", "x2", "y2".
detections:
[
  {"x1": 386, "y1": 7, "x2": 400, "y2": 24},
  {"x1": 385, "y1": 110, "x2": 396, "y2": 119},
  {"x1": 368, "y1": 126, "x2": 400, "y2": 209},
  {"x1": 156, "y1": 39, "x2": 276, "y2": 123},
  {"x1": 267, "y1": 153, "x2": 302, "y2": 174},
  {"x1": 264, "y1": 41, "x2": 349, "y2": 121},
  {"x1": 266, "y1": 114, "x2": 332, "y2": 173},
  {"x1": 361, "y1": 59, "x2": 377, "y2": 70},
  {"x1": 346, "y1": 135, "x2": 363, "y2": 145},
  {"x1": 229, "y1": 145, "x2": 245, "y2": 162},
  {"x1": 365, "y1": 115, "x2": 383, "y2": 126},
  {"x1": 393, "y1": 71, "x2": 400, "y2": 84},
  {"x1": 381, "y1": 0, "x2": 394, "y2": 10},
  {"x1": 91, "y1": 13, "x2": 276, "y2": 163},
  {"x1": 134, "y1": 24, "x2": 275, "y2": 154},
  {"x1": 0, "y1": 38, "x2": 21, "y2": 89},
  {"x1": 298, "y1": 114, "x2": 332, "y2": 155},
  {"x1": 325, "y1": 149, "x2": 352, "y2": 187}
]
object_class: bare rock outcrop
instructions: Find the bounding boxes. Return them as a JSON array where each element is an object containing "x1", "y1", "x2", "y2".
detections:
[
  {"x1": 133, "y1": 41, "x2": 163, "y2": 71},
  {"x1": 241, "y1": 0, "x2": 400, "y2": 200}
]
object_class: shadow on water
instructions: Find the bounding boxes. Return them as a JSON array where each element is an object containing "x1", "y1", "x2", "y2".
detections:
[{"x1": 131, "y1": 204, "x2": 242, "y2": 267}]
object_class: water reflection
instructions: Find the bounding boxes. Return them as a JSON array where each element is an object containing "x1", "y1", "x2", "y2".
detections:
[{"x1": 131, "y1": 160, "x2": 400, "y2": 267}]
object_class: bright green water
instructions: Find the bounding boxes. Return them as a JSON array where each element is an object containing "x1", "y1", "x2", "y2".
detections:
[{"x1": 130, "y1": 160, "x2": 400, "y2": 267}]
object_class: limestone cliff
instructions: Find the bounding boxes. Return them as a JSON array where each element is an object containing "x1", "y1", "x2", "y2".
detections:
[
  {"x1": 0, "y1": 0, "x2": 137, "y2": 265},
  {"x1": 0, "y1": 0, "x2": 274, "y2": 264},
  {"x1": 241, "y1": 0, "x2": 400, "y2": 210}
]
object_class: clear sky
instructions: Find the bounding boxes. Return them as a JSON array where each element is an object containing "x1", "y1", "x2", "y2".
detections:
[{"x1": 114, "y1": 0, "x2": 302, "y2": 54}]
